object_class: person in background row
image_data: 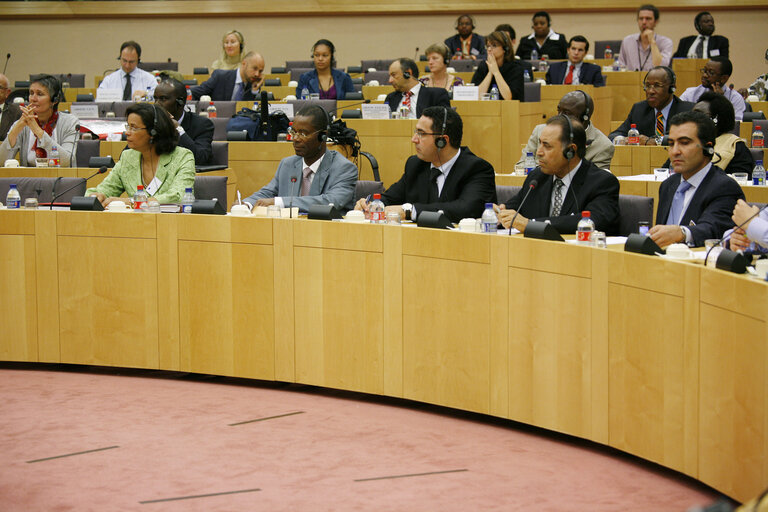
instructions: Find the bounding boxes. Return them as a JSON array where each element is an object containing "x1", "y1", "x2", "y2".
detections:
[
  {"x1": 385, "y1": 58, "x2": 450, "y2": 118},
  {"x1": 471, "y1": 31, "x2": 524, "y2": 101},
  {"x1": 546, "y1": 36, "x2": 605, "y2": 87},
  {"x1": 618, "y1": 5, "x2": 673, "y2": 71},
  {"x1": 0, "y1": 73, "x2": 21, "y2": 141},
  {"x1": 419, "y1": 43, "x2": 464, "y2": 92},
  {"x1": 515, "y1": 11, "x2": 567, "y2": 60},
  {"x1": 85, "y1": 103, "x2": 195, "y2": 206},
  {"x1": 673, "y1": 12, "x2": 729, "y2": 59},
  {"x1": 444, "y1": 14, "x2": 486, "y2": 61},
  {"x1": 494, "y1": 24, "x2": 516, "y2": 49},
  {"x1": 738, "y1": 48, "x2": 768, "y2": 101},
  {"x1": 211, "y1": 30, "x2": 246, "y2": 71},
  {"x1": 153, "y1": 76, "x2": 214, "y2": 165},
  {"x1": 192, "y1": 51, "x2": 265, "y2": 101},
  {"x1": 0, "y1": 74, "x2": 78, "y2": 167},
  {"x1": 97, "y1": 41, "x2": 157, "y2": 101},
  {"x1": 295, "y1": 39, "x2": 355, "y2": 100},
  {"x1": 678, "y1": 57, "x2": 745, "y2": 121}
]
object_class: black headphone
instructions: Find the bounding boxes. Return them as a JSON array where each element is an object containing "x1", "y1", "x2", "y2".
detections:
[
  {"x1": 149, "y1": 104, "x2": 158, "y2": 143},
  {"x1": 560, "y1": 114, "x2": 576, "y2": 160},
  {"x1": 435, "y1": 107, "x2": 448, "y2": 149},
  {"x1": 439, "y1": 44, "x2": 451, "y2": 66},
  {"x1": 311, "y1": 40, "x2": 337, "y2": 68},
  {"x1": 403, "y1": 70, "x2": 411, "y2": 79},
  {"x1": 319, "y1": 105, "x2": 330, "y2": 142},
  {"x1": 574, "y1": 89, "x2": 591, "y2": 124},
  {"x1": 644, "y1": 67, "x2": 676, "y2": 94},
  {"x1": 701, "y1": 142, "x2": 715, "y2": 157},
  {"x1": 176, "y1": 96, "x2": 185, "y2": 108},
  {"x1": 455, "y1": 14, "x2": 475, "y2": 30}
]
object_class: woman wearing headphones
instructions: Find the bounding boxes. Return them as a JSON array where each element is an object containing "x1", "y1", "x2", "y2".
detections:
[
  {"x1": 295, "y1": 39, "x2": 355, "y2": 100},
  {"x1": 211, "y1": 30, "x2": 245, "y2": 70},
  {"x1": 0, "y1": 75, "x2": 78, "y2": 167},
  {"x1": 471, "y1": 31, "x2": 525, "y2": 101},
  {"x1": 419, "y1": 44, "x2": 464, "y2": 92},
  {"x1": 85, "y1": 103, "x2": 195, "y2": 207}
]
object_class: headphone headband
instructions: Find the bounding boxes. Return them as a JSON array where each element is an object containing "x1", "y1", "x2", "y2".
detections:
[
  {"x1": 435, "y1": 106, "x2": 449, "y2": 149},
  {"x1": 560, "y1": 114, "x2": 575, "y2": 160}
]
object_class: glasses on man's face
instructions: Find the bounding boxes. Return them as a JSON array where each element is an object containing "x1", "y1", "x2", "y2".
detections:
[
  {"x1": 288, "y1": 128, "x2": 320, "y2": 141},
  {"x1": 643, "y1": 82, "x2": 668, "y2": 91},
  {"x1": 700, "y1": 68, "x2": 718, "y2": 77},
  {"x1": 125, "y1": 124, "x2": 147, "y2": 133},
  {"x1": 413, "y1": 129, "x2": 441, "y2": 140}
]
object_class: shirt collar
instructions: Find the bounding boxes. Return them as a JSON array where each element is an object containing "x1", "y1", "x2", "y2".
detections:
[
  {"x1": 177, "y1": 110, "x2": 186, "y2": 125},
  {"x1": 683, "y1": 161, "x2": 712, "y2": 188},
  {"x1": 434, "y1": 147, "x2": 461, "y2": 175},
  {"x1": 527, "y1": 29, "x2": 556, "y2": 40},
  {"x1": 556, "y1": 159, "x2": 582, "y2": 187},
  {"x1": 658, "y1": 98, "x2": 674, "y2": 120},
  {"x1": 303, "y1": 151, "x2": 325, "y2": 173},
  {"x1": 408, "y1": 83, "x2": 422, "y2": 95}
]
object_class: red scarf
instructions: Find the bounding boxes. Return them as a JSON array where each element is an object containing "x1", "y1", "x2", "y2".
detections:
[{"x1": 33, "y1": 111, "x2": 59, "y2": 158}]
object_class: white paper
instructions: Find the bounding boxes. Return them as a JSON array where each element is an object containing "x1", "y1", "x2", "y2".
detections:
[
  {"x1": 452, "y1": 86, "x2": 479, "y2": 101},
  {"x1": 145, "y1": 176, "x2": 163, "y2": 196},
  {"x1": 80, "y1": 119, "x2": 127, "y2": 137},
  {"x1": 268, "y1": 103, "x2": 294, "y2": 119},
  {"x1": 361, "y1": 104, "x2": 391, "y2": 120},
  {"x1": 618, "y1": 174, "x2": 657, "y2": 181},
  {"x1": 96, "y1": 89, "x2": 123, "y2": 102},
  {"x1": 70, "y1": 103, "x2": 99, "y2": 119}
]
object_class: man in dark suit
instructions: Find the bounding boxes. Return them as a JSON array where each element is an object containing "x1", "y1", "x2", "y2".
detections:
[
  {"x1": 673, "y1": 12, "x2": 729, "y2": 59},
  {"x1": 499, "y1": 116, "x2": 620, "y2": 235},
  {"x1": 546, "y1": 36, "x2": 605, "y2": 87},
  {"x1": 0, "y1": 74, "x2": 21, "y2": 141},
  {"x1": 385, "y1": 58, "x2": 450, "y2": 119},
  {"x1": 444, "y1": 14, "x2": 486, "y2": 60},
  {"x1": 609, "y1": 66, "x2": 694, "y2": 144},
  {"x1": 650, "y1": 111, "x2": 744, "y2": 247},
  {"x1": 354, "y1": 106, "x2": 496, "y2": 223},
  {"x1": 154, "y1": 77, "x2": 214, "y2": 164},
  {"x1": 191, "y1": 51, "x2": 265, "y2": 101}
]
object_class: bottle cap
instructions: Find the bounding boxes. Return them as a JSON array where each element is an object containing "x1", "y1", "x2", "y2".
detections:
[
  {"x1": 185, "y1": 187, "x2": 192, "y2": 192},
  {"x1": 373, "y1": 193, "x2": 381, "y2": 200},
  {"x1": 582, "y1": 210, "x2": 591, "y2": 217},
  {"x1": 485, "y1": 203, "x2": 493, "y2": 208},
  {"x1": 137, "y1": 185, "x2": 144, "y2": 190},
  {"x1": 630, "y1": 124, "x2": 636, "y2": 128}
]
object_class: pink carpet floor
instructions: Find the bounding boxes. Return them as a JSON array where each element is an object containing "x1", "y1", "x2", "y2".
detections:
[{"x1": 0, "y1": 364, "x2": 727, "y2": 511}]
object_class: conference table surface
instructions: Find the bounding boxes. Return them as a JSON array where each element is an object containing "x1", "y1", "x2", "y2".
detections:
[{"x1": 0, "y1": 209, "x2": 765, "y2": 503}]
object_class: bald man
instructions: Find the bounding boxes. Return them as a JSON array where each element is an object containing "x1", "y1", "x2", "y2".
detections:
[
  {"x1": 0, "y1": 74, "x2": 22, "y2": 141},
  {"x1": 191, "y1": 51, "x2": 265, "y2": 101}
]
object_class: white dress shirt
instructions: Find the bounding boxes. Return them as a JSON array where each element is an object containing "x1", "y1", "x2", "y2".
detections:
[
  {"x1": 548, "y1": 160, "x2": 582, "y2": 216},
  {"x1": 397, "y1": 83, "x2": 421, "y2": 119},
  {"x1": 98, "y1": 67, "x2": 158, "y2": 97}
]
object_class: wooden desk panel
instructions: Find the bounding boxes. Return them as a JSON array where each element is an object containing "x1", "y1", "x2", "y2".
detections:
[
  {"x1": 0, "y1": 223, "x2": 37, "y2": 362},
  {"x1": 604, "y1": 71, "x2": 644, "y2": 122},
  {"x1": 672, "y1": 58, "x2": 708, "y2": 92}
]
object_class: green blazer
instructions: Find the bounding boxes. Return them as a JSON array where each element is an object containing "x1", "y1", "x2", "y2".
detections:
[{"x1": 86, "y1": 146, "x2": 195, "y2": 204}]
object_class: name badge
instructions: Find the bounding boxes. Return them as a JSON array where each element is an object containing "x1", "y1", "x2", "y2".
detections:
[
  {"x1": 361, "y1": 104, "x2": 391, "y2": 120},
  {"x1": 471, "y1": 48, "x2": 480, "y2": 56},
  {"x1": 452, "y1": 86, "x2": 479, "y2": 101},
  {"x1": 96, "y1": 89, "x2": 123, "y2": 102},
  {"x1": 145, "y1": 176, "x2": 163, "y2": 196},
  {"x1": 550, "y1": 33, "x2": 560, "y2": 41},
  {"x1": 710, "y1": 49, "x2": 720, "y2": 56}
]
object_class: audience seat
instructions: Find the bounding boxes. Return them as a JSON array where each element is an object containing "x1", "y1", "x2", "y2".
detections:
[
  {"x1": 750, "y1": 148, "x2": 764, "y2": 164},
  {"x1": 209, "y1": 141, "x2": 229, "y2": 167},
  {"x1": 264, "y1": 78, "x2": 281, "y2": 87},
  {"x1": 744, "y1": 111, "x2": 766, "y2": 122},
  {"x1": 290, "y1": 68, "x2": 313, "y2": 83},
  {"x1": 594, "y1": 40, "x2": 623, "y2": 58},
  {"x1": 76, "y1": 93, "x2": 95, "y2": 102},
  {"x1": 287, "y1": 99, "x2": 337, "y2": 116},
  {"x1": 347, "y1": 66, "x2": 362, "y2": 74},
  {"x1": 523, "y1": 82, "x2": 541, "y2": 102},
  {"x1": 0, "y1": 177, "x2": 86, "y2": 203},
  {"x1": 30, "y1": 73, "x2": 86, "y2": 88},
  {"x1": 447, "y1": 60, "x2": 477, "y2": 72},
  {"x1": 75, "y1": 139, "x2": 101, "y2": 167},
  {"x1": 197, "y1": 101, "x2": 236, "y2": 118},
  {"x1": 194, "y1": 175, "x2": 227, "y2": 205},
  {"x1": 271, "y1": 66, "x2": 287, "y2": 74},
  {"x1": 354, "y1": 180, "x2": 384, "y2": 201},
  {"x1": 285, "y1": 60, "x2": 314, "y2": 70},
  {"x1": 226, "y1": 130, "x2": 248, "y2": 141},
  {"x1": 618, "y1": 194, "x2": 654, "y2": 236},
  {"x1": 341, "y1": 110, "x2": 362, "y2": 119},
  {"x1": 361, "y1": 59, "x2": 395, "y2": 71},
  {"x1": 495, "y1": 185, "x2": 521, "y2": 205},
  {"x1": 193, "y1": 67, "x2": 209, "y2": 75},
  {"x1": 138, "y1": 61, "x2": 178, "y2": 72},
  {"x1": 364, "y1": 71, "x2": 389, "y2": 84},
  {"x1": 344, "y1": 91, "x2": 363, "y2": 100},
  {"x1": 211, "y1": 118, "x2": 231, "y2": 141}
]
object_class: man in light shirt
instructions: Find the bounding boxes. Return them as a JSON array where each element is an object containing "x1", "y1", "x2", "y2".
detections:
[
  {"x1": 385, "y1": 58, "x2": 450, "y2": 119},
  {"x1": 678, "y1": 57, "x2": 745, "y2": 121},
  {"x1": 97, "y1": 41, "x2": 158, "y2": 101},
  {"x1": 728, "y1": 200, "x2": 768, "y2": 252},
  {"x1": 618, "y1": 4, "x2": 673, "y2": 71}
]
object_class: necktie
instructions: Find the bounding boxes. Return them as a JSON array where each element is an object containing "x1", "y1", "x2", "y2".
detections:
[
  {"x1": 564, "y1": 65, "x2": 575, "y2": 85},
  {"x1": 551, "y1": 178, "x2": 564, "y2": 216},
  {"x1": 428, "y1": 167, "x2": 441, "y2": 202},
  {"x1": 402, "y1": 91, "x2": 413, "y2": 115},
  {"x1": 695, "y1": 36, "x2": 705, "y2": 58},
  {"x1": 300, "y1": 167, "x2": 313, "y2": 196},
  {"x1": 655, "y1": 111, "x2": 664, "y2": 138},
  {"x1": 666, "y1": 180, "x2": 692, "y2": 225},
  {"x1": 232, "y1": 82, "x2": 244, "y2": 101},
  {"x1": 123, "y1": 73, "x2": 132, "y2": 101}
]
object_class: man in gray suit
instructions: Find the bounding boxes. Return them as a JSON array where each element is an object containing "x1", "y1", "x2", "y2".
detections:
[
  {"x1": 0, "y1": 74, "x2": 22, "y2": 141},
  {"x1": 243, "y1": 105, "x2": 358, "y2": 211}
]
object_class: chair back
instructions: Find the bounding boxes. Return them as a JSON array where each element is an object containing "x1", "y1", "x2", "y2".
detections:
[
  {"x1": 211, "y1": 118, "x2": 230, "y2": 141},
  {"x1": 361, "y1": 59, "x2": 395, "y2": 71},
  {"x1": 290, "y1": 68, "x2": 313, "y2": 83},
  {"x1": 750, "y1": 148, "x2": 764, "y2": 164},
  {"x1": 197, "y1": 101, "x2": 236, "y2": 118},
  {"x1": 354, "y1": 180, "x2": 384, "y2": 201},
  {"x1": 287, "y1": 99, "x2": 337, "y2": 118},
  {"x1": 210, "y1": 141, "x2": 228, "y2": 166},
  {"x1": 341, "y1": 110, "x2": 362, "y2": 119},
  {"x1": 447, "y1": 60, "x2": 477, "y2": 72},
  {"x1": 194, "y1": 175, "x2": 227, "y2": 205},
  {"x1": 193, "y1": 67, "x2": 209, "y2": 75},
  {"x1": 364, "y1": 71, "x2": 390, "y2": 84},
  {"x1": 285, "y1": 60, "x2": 314, "y2": 70},
  {"x1": 523, "y1": 82, "x2": 541, "y2": 102},
  {"x1": 76, "y1": 139, "x2": 101, "y2": 167},
  {"x1": 594, "y1": 40, "x2": 623, "y2": 58},
  {"x1": 495, "y1": 185, "x2": 522, "y2": 205},
  {"x1": 618, "y1": 194, "x2": 654, "y2": 236},
  {"x1": 138, "y1": 61, "x2": 178, "y2": 72},
  {"x1": 743, "y1": 111, "x2": 766, "y2": 123},
  {"x1": 0, "y1": 177, "x2": 86, "y2": 203},
  {"x1": 344, "y1": 91, "x2": 364, "y2": 100}
]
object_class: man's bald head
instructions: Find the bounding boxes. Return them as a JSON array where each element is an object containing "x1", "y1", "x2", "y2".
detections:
[
  {"x1": 557, "y1": 90, "x2": 594, "y2": 126},
  {"x1": 0, "y1": 74, "x2": 10, "y2": 104},
  {"x1": 239, "y1": 51, "x2": 265, "y2": 85}
]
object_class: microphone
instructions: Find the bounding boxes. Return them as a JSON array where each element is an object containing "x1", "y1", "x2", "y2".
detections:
[
  {"x1": 508, "y1": 179, "x2": 538, "y2": 235},
  {"x1": 704, "y1": 203, "x2": 768, "y2": 264},
  {"x1": 48, "y1": 166, "x2": 108, "y2": 208},
  {"x1": 323, "y1": 99, "x2": 371, "y2": 122},
  {"x1": 259, "y1": 90, "x2": 270, "y2": 140},
  {"x1": 69, "y1": 123, "x2": 81, "y2": 168},
  {"x1": 414, "y1": 47, "x2": 420, "y2": 61},
  {"x1": 287, "y1": 175, "x2": 299, "y2": 218},
  {"x1": 2, "y1": 53, "x2": 9, "y2": 74},
  {"x1": 49, "y1": 177, "x2": 63, "y2": 210}
]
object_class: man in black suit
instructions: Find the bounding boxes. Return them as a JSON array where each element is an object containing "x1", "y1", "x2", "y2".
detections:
[
  {"x1": 154, "y1": 77, "x2": 214, "y2": 164},
  {"x1": 191, "y1": 51, "x2": 265, "y2": 101},
  {"x1": 609, "y1": 66, "x2": 694, "y2": 144},
  {"x1": 385, "y1": 58, "x2": 450, "y2": 119},
  {"x1": 0, "y1": 74, "x2": 21, "y2": 141},
  {"x1": 546, "y1": 36, "x2": 605, "y2": 87},
  {"x1": 499, "y1": 116, "x2": 620, "y2": 235},
  {"x1": 673, "y1": 12, "x2": 729, "y2": 59},
  {"x1": 444, "y1": 14, "x2": 486, "y2": 60},
  {"x1": 354, "y1": 106, "x2": 496, "y2": 223},
  {"x1": 650, "y1": 111, "x2": 744, "y2": 247}
]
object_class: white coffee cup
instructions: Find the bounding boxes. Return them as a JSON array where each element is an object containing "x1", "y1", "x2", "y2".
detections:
[
  {"x1": 653, "y1": 168, "x2": 670, "y2": 181},
  {"x1": 666, "y1": 243, "x2": 692, "y2": 259},
  {"x1": 367, "y1": 80, "x2": 380, "y2": 87},
  {"x1": 755, "y1": 259, "x2": 768, "y2": 279},
  {"x1": 231, "y1": 204, "x2": 251, "y2": 216},
  {"x1": 107, "y1": 200, "x2": 128, "y2": 211},
  {"x1": 344, "y1": 210, "x2": 366, "y2": 223},
  {"x1": 458, "y1": 218, "x2": 478, "y2": 232},
  {"x1": 199, "y1": 95, "x2": 212, "y2": 103},
  {"x1": 4, "y1": 159, "x2": 19, "y2": 168},
  {"x1": 287, "y1": 80, "x2": 298, "y2": 87}
]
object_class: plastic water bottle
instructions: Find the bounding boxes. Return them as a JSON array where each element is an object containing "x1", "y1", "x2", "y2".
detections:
[
  {"x1": 481, "y1": 203, "x2": 497, "y2": 233},
  {"x1": 301, "y1": 87, "x2": 309, "y2": 100},
  {"x1": 369, "y1": 193, "x2": 385, "y2": 223},
  {"x1": 604, "y1": 46, "x2": 613, "y2": 60},
  {"x1": 576, "y1": 211, "x2": 595, "y2": 244},
  {"x1": 181, "y1": 187, "x2": 194, "y2": 213},
  {"x1": 627, "y1": 124, "x2": 640, "y2": 145},
  {"x1": 185, "y1": 86, "x2": 192, "y2": 102},
  {"x1": 206, "y1": 102, "x2": 217, "y2": 118},
  {"x1": 145, "y1": 86, "x2": 153, "y2": 102},
  {"x1": 523, "y1": 69, "x2": 532, "y2": 83},
  {"x1": 753, "y1": 160, "x2": 766, "y2": 186},
  {"x1": 6, "y1": 184, "x2": 20, "y2": 209},
  {"x1": 538, "y1": 56, "x2": 548, "y2": 72},
  {"x1": 490, "y1": 85, "x2": 500, "y2": 100},
  {"x1": 752, "y1": 126, "x2": 764, "y2": 148},
  {"x1": 48, "y1": 144, "x2": 60, "y2": 167},
  {"x1": 524, "y1": 151, "x2": 536, "y2": 175},
  {"x1": 133, "y1": 185, "x2": 148, "y2": 211},
  {"x1": 613, "y1": 56, "x2": 621, "y2": 71},
  {"x1": 530, "y1": 49, "x2": 538, "y2": 61}
]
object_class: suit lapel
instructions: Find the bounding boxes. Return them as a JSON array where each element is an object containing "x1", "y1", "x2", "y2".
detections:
[
  {"x1": 680, "y1": 168, "x2": 714, "y2": 226},
  {"x1": 389, "y1": 92, "x2": 402, "y2": 112},
  {"x1": 310, "y1": 150, "x2": 331, "y2": 195},
  {"x1": 560, "y1": 164, "x2": 588, "y2": 215},
  {"x1": 533, "y1": 173, "x2": 554, "y2": 218},
  {"x1": 657, "y1": 173, "x2": 681, "y2": 223}
]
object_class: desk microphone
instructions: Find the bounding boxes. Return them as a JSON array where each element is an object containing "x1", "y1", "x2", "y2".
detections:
[
  {"x1": 68, "y1": 123, "x2": 81, "y2": 168},
  {"x1": 324, "y1": 99, "x2": 371, "y2": 122},
  {"x1": 704, "y1": 203, "x2": 768, "y2": 264},
  {"x1": 47, "y1": 166, "x2": 108, "y2": 208},
  {"x1": 287, "y1": 175, "x2": 298, "y2": 218},
  {"x1": 508, "y1": 179, "x2": 537, "y2": 235},
  {"x1": 2, "y1": 53, "x2": 9, "y2": 74}
]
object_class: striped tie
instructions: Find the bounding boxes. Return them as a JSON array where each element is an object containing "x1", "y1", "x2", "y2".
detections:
[{"x1": 655, "y1": 111, "x2": 664, "y2": 138}]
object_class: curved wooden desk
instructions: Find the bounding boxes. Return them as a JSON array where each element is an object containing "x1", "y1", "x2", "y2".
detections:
[{"x1": 0, "y1": 210, "x2": 765, "y2": 502}]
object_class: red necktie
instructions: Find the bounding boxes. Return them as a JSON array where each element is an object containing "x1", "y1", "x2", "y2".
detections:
[
  {"x1": 564, "y1": 65, "x2": 574, "y2": 85},
  {"x1": 402, "y1": 91, "x2": 413, "y2": 108}
]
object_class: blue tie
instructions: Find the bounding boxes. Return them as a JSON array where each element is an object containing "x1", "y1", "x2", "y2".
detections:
[
  {"x1": 232, "y1": 82, "x2": 244, "y2": 101},
  {"x1": 666, "y1": 180, "x2": 692, "y2": 225}
]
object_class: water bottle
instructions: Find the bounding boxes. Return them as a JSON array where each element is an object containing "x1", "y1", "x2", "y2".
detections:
[
  {"x1": 481, "y1": 203, "x2": 497, "y2": 233},
  {"x1": 185, "y1": 86, "x2": 192, "y2": 102},
  {"x1": 752, "y1": 126, "x2": 764, "y2": 148},
  {"x1": 613, "y1": 56, "x2": 621, "y2": 72},
  {"x1": 604, "y1": 45, "x2": 613, "y2": 60},
  {"x1": 576, "y1": 211, "x2": 595, "y2": 244},
  {"x1": 531, "y1": 49, "x2": 538, "y2": 61},
  {"x1": 490, "y1": 85, "x2": 500, "y2": 100},
  {"x1": 145, "y1": 86, "x2": 153, "y2": 102},
  {"x1": 206, "y1": 102, "x2": 217, "y2": 118},
  {"x1": 6, "y1": 184, "x2": 20, "y2": 209},
  {"x1": 48, "y1": 144, "x2": 60, "y2": 167},
  {"x1": 181, "y1": 187, "x2": 194, "y2": 213},
  {"x1": 369, "y1": 193, "x2": 385, "y2": 223},
  {"x1": 753, "y1": 160, "x2": 766, "y2": 186},
  {"x1": 627, "y1": 124, "x2": 640, "y2": 145},
  {"x1": 523, "y1": 69, "x2": 532, "y2": 83},
  {"x1": 538, "y1": 56, "x2": 548, "y2": 72},
  {"x1": 133, "y1": 185, "x2": 148, "y2": 211},
  {"x1": 301, "y1": 87, "x2": 309, "y2": 100},
  {"x1": 524, "y1": 152, "x2": 535, "y2": 175}
]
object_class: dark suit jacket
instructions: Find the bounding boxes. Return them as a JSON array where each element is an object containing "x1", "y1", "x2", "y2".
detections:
[
  {"x1": 385, "y1": 86, "x2": 451, "y2": 118},
  {"x1": 382, "y1": 147, "x2": 496, "y2": 222},
  {"x1": 444, "y1": 33, "x2": 486, "y2": 60},
  {"x1": 673, "y1": 34, "x2": 729, "y2": 59},
  {"x1": 470, "y1": 60, "x2": 525, "y2": 101},
  {"x1": 655, "y1": 165, "x2": 745, "y2": 246},
  {"x1": 0, "y1": 103, "x2": 22, "y2": 141},
  {"x1": 609, "y1": 96, "x2": 694, "y2": 140},
  {"x1": 179, "y1": 111, "x2": 214, "y2": 164},
  {"x1": 545, "y1": 61, "x2": 605, "y2": 87},
  {"x1": 191, "y1": 69, "x2": 258, "y2": 102},
  {"x1": 504, "y1": 159, "x2": 621, "y2": 235},
  {"x1": 516, "y1": 32, "x2": 568, "y2": 60}
]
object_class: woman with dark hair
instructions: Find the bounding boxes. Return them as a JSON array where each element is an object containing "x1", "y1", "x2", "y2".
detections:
[
  {"x1": 515, "y1": 11, "x2": 568, "y2": 60},
  {"x1": 470, "y1": 31, "x2": 524, "y2": 100},
  {"x1": 85, "y1": 103, "x2": 195, "y2": 206},
  {"x1": 0, "y1": 74, "x2": 78, "y2": 167},
  {"x1": 295, "y1": 39, "x2": 355, "y2": 100},
  {"x1": 212, "y1": 30, "x2": 245, "y2": 71}
]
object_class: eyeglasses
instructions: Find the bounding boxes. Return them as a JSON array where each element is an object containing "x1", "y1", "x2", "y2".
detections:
[
  {"x1": 288, "y1": 128, "x2": 321, "y2": 140},
  {"x1": 699, "y1": 68, "x2": 718, "y2": 76},
  {"x1": 125, "y1": 124, "x2": 147, "y2": 133},
  {"x1": 643, "y1": 82, "x2": 668, "y2": 91},
  {"x1": 413, "y1": 130, "x2": 441, "y2": 139}
]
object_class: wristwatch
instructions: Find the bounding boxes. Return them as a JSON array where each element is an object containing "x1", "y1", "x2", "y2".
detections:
[{"x1": 402, "y1": 203, "x2": 413, "y2": 221}]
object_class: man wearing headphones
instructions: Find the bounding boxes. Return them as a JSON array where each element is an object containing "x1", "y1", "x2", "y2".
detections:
[
  {"x1": 444, "y1": 14, "x2": 486, "y2": 60},
  {"x1": 98, "y1": 41, "x2": 158, "y2": 101},
  {"x1": 354, "y1": 107, "x2": 496, "y2": 223},
  {"x1": 385, "y1": 58, "x2": 450, "y2": 119},
  {"x1": 518, "y1": 91, "x2": 614, "y2": 170},
  {"x1": 673, "y1": 12, "x2": 729, "y2": 59},
  {"x1": 609, "y1": 66, "x2": 694, "y2": 144},
  {"x1": 650, "y1": 111, "x2": 744, "y2": 247},
  {"x1": 546, "y1": 36, "x2": 605, "y2": 87},
  {"x1": 242, "y1": 105, "x2": 357, "y2": 212},
  {"x1": 499, "y1": 116, "x2": 620, "y2": 235},
  {"x1": 153, "y1": 77, "x2": 214, "y2": 165},
  {"x1": 678, "y1": 57, "x2": 745, "y2": 121},
  {"x1": 191, "y1": 51, "x2": 265, "y2": 101}
]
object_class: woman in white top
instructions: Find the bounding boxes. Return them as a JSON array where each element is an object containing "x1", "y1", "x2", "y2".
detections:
[
  {"x1": 211, "y1": 30, "x2": 245, "y2": 71},
  {"x1": 418, "y1": 43, "x2": 464, "y2": 92}
]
